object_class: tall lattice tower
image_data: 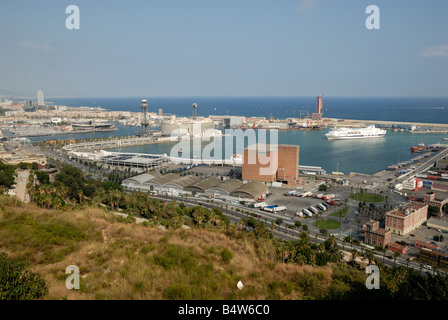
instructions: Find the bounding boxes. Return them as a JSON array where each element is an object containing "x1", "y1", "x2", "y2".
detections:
[{"x1": 141, "y1": 98, "x2": 149, "y2": 136}]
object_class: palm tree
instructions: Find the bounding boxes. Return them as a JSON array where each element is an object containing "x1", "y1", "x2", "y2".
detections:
[
  {"x1": 318, "y1": 243, "x2": 325, "y2": 253},
  {"x1": 393, "y1": 251, "x2": 401, "y2": 268},
  {"x1": 328, "y1": 234, "x2": 336, "y2": 250},
  {"x1": 366, "y1": 250, "x2": 375, "y2": 265},
  {"x1": 382, "y1": 247, "x2": 387, "y2": 264},
  {"x1": 351, "y1": 249, "x2": 358, "y2": 263},
  {"x1": 342, "y1": 237, "x2": 347, "y2": 251}
]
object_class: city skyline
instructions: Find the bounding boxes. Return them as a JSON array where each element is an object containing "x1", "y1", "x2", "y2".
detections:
[{"x1": 0, "y1": 0, "x2": 447, "y2": 98}]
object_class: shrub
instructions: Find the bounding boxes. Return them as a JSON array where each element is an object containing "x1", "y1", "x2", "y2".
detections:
[
  {"x1": 220, "y1": 248, "x2": 234, "y2": 264},
  {"x1": 0, "y1": 252, "x2": 48, "y2": 300}
]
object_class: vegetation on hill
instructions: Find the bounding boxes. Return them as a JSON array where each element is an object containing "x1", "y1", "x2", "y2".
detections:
[
  {"x1": 2, "y1": 164, "x2": 448, "y2": 300},
  {"x1": 1, "y1": 194, "x2": 448, "y2": 300}
]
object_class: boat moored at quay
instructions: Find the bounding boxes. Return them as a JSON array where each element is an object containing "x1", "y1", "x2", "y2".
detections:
[{"x1": 325, "y1": 125, "x2": 386, "y2": 140}]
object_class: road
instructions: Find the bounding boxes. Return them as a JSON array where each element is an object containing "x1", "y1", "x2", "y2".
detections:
[{"x1": 396, "y1": 147, "x2": 448, "y2": 183}]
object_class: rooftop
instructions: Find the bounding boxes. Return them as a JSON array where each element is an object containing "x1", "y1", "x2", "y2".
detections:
[{"x1": 386, "y1": 201, "x2": 427, "y2": 218}]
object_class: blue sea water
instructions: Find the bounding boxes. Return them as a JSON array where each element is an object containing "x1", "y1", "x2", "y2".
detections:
[
  {"x1": 49, "y1": 96, "x2": 448, "y2": 124},
  {"x1": 42, "y1": 96, "x2": 448, "y2": 174}
]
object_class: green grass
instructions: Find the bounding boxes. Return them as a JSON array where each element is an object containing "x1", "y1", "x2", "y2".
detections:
[
  {"x1": 314, "y1": 219, "x2": 341, "y2": 230},
  {"x1": 330, "y1": 207, "x2": 349, "y2": 218},
  {"x1": 349, "y1": 192, "x2": 385, "y2": 202},
  {"x1": 0, "y1": 212, "x2": 93, "y2": 264}
]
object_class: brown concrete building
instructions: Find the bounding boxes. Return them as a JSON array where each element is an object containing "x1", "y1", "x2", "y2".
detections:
[
  {"x1": 363, "y1": 220, "x2": 391, "y2": 248},
  {"x1": 423, "y1": 192, "x2": 446, "y2": 217},
  {"x1": 242, "y1": 144, "x2": 300, "y2": 186},
  {"x1": 388, "y1": 242, "x2": 409, "y2": 254},
  {"x1": 242, "y1": 144, "x2": 278, "y2": 183},
  {"x1": 414, "y1": 240, "x2": 439, "y2": 250},
  {"x1": 277, "y1": 145, "x2": 300, "y2": 186},
  {"x1": 385, "y1": 202, "x2": 428, "y2": 236}
]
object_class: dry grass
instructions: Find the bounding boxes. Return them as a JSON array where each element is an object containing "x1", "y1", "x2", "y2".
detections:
[{"x1": 0, "y1": 196, "x2": 335, "y2": 300}]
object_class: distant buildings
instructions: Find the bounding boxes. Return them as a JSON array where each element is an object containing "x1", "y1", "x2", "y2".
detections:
[
  {"x1": 385, "y1": 202, "x2": 428, "y2": 236},
  {"x1": 312, "y1": 93, "x2": 324, "y2": 121},
  {"x1": 37, "y1": 90, "x2": 45, "y2": 106},
  {"x1": 122, "y1": 172, "x2": 268, "y2": 200}
]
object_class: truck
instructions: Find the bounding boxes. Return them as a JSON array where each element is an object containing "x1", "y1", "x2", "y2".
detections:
[
  {"x1": 296, "y1": 211, "x2": 304, "y2": 217},
  {"x1": 302, "y1": 209, "x2": 313, "y2": 217},
  {"x1": 283, "y1": 190, "x2": 297, "y2": 196},
  {"x1": 316, "y1": 193, "x2": 324, "y2": 199},
  {"x1": 263, "y1": 205, "x2": 278, "y2": 212},
  {"x1": 317, "y1": 203, "x2": 327, "y2": 211},
  {"x1": 302, "y1": 191, "x2": 312, "y2": 197},
  {"x1": 273, "y1": 206, "x2": 287, "y2": 212},
  {"x1": 252, "y1": 202, "x2": 267, "y2": 208},
  {"x1": 309, "y1": 206, "x2": 319, "y2": 214},
  {"x1": 321, "y1": 202, "x2": 330, "y2": 209},
  {"x1": 323, "y1": 194, "x2": 335, "y2": 201}
]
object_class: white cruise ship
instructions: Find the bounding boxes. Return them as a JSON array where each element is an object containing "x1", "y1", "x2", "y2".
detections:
[{"x1": 325, "y1": 125, "x2": 386, "y2": 140}]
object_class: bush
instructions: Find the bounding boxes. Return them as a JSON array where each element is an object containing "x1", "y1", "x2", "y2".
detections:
[
  {"x1": 0, "y1": 252, "x2": 48, "y2": 300},
  {"x1": 220, "y1": 248, "x2": 234, "y2": 264}
]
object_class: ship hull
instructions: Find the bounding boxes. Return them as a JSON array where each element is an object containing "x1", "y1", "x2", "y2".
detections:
[{"x1": 326, "y1": 135, "x2": 385, "y2": 140}]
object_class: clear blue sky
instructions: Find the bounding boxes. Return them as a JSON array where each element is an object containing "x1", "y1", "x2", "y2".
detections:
[{"x1": 0, "y1": 0, "x2": 447, "y2": 98}]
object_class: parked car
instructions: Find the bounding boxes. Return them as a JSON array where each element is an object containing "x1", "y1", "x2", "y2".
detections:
[{"x1": 423, "y1": 265, "x2": 432, "y2": 270}]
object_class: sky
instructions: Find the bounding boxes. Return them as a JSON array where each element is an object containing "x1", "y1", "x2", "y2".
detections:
[{"x1": 0, "y1": 0, "x2": 447, "y2": 98}]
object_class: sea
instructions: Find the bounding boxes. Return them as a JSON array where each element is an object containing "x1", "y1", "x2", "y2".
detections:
[{"x1": 30, "y1": 96, "x2": 448, "y2": 175}]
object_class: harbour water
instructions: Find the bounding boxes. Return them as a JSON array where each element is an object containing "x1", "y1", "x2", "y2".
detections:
[
  {"x1": 106, "y1": 127, "x2": 448, "y2": 175},
  {"x1": 31, "y1": 96, "x2": 448, "y2": 175}
]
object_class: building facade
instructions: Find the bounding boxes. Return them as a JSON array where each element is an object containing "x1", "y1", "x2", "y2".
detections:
[
  {"x1": 277, "y1": 145, "x2": 300, "y2": 186},
  {"x1": 423, "y1": 192, "x2": 446, "y2": 217},
  {"x1": 385, "y1": 202, "x2": 428, "y2": 236},
  {"x1": 242, "y1": 144, "x2": 300, "y2": 185},
  {"x1": 363, "y1": 220, "x2": 391, "y2": 248},
  {"x1": 242, "y1": 144, "x2": 278, "y2": 183},
  {"x1": 37, "y1": 90, "x2": 44, "y2": 106}
]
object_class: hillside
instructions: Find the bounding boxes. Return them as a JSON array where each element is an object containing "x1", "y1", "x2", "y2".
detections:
[
  {"x1": 0, "y1": 195, "x2": 336, "y2": 300},
  {"x1": 2, "y1": 194, "x2": 448, "y2": 300}
]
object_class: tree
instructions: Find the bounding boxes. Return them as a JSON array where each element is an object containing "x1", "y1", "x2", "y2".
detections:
[
  {"x1": 35, "y1": 170, "x2": 50, "y2": 185},
  {"x1": 350, "y1": 249, "x2": 358, "y2": 263},
  {"x1": 275, "y1": 218, "x2": 283, "y2": 226},
  {"x1": 366, "y1": 250, "x2": 375, "y2": 265},
  {"x1": 0, "y1": 252, "x2": 48, "y2": 300},
  {"x1": 393, "y1": 251, "x2": 401, "y2": 268}
]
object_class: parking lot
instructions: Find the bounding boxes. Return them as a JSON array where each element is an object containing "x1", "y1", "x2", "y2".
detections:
[{"x1": 393, "y1": 224, "x2": 448, "y2": 259}]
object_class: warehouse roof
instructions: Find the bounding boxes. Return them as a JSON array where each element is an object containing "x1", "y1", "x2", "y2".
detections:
[
  {"x1": 146, "y1": 173, "x2": 181, "y2": 187},
  {"x1": 230, "y1": 181, "x2": 268, "y2": 200},
  {"x1": 122, "y1": 171, "x2": 161, "y2": 186},
  {"x1": 163, "y1": 175, "x2": 202, "y2": 189},
  {"x1": 184, "y1": 177, "x2": 222, "y2": 193},
  {"x1": 207, "y1": 179, "x2": 244, "y2": 194}
]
